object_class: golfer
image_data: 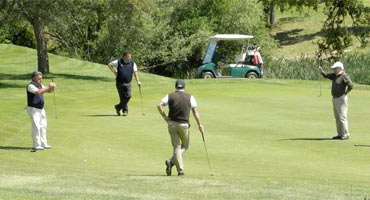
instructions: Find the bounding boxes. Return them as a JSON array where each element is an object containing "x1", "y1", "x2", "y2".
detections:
[
  {"x1": 108, "y1": 51, "x2": 141, "y2": 116},
  {"x1": 26, "y1": 71, "x2": 55, "y2": 151},
  {"x1": 157, "y1": 79, "x2": 204, "y2": 176},
  {"x1": 318, "y1": 61, "x2": 354, "y2": 140}
]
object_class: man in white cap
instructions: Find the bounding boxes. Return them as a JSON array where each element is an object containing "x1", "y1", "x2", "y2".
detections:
[
  {"x1": 157, "y1": 79, "x2": 204, "y2": 176},
  {"x1": 318, "y1": 61, "x2": 354, "y2": 140}
]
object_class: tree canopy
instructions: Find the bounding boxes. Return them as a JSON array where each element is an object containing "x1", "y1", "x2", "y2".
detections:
[{"x1": 1, "y1": 0, "x2": 369, "y2": 75}]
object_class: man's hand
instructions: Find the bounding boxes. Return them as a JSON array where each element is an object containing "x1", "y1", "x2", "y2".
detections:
[
  {"x1": 163, "y1": 116, "x2": 170, "y2": 122},
  {"x1": 48, "y1": 82, "x2": 56, "y2": 92},
  {"x1": 137, "y1": 81, "x2": 142, "y2": 87},
  {"x1": 108, "y1": 63, "x2": 117, "y2": 76},
  {"x1": 49, "y1": 82, "x2": 56, "y2": 88},
  {"x1": 199, "y1": 124, "x2": 204, "y2": 134},
  {"x1": 318, "y1": 66, "x2": 324, "y2": 73}
]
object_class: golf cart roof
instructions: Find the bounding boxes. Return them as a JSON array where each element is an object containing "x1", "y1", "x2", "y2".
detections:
[{"x1": 210, "y1": 34, "x2": 254, "y2": 41}]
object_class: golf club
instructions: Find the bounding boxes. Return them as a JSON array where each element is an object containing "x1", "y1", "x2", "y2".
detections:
[
  {"x1": 317, "y1": 58, "x2": 322, "y2": 97},
  {"x1": 51, "y1": 77, "x2": 58, "y2": 119},
  {"x1": 200, "y1": 130, "x2": 213, "y2": 176},
  {"x1": 138, "y1": 84, "x2": 145, "y2": 116}
]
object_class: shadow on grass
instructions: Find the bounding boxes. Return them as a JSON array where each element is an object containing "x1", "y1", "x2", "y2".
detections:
[
  {"x1": 354, "y1": 144, "x2": 370, "y2": 147},
  {"x1": 281, "y1": 138, "x2": 333, "y2": 141},
  {"x1": 0, "y1": 73, "x2": 30, "y2": 80},
  {"x1": 0, "y1": 146, "x2": 32, "y2": 150},
  {"x1": 274, "y1": 29, "x2": 325, "y2": 46},
  {"x1": 0, "y1": 82, "x2": 24, "y2": 88},
  {"x1": 82, "y1": 114, "x2": 118, "y2": 117},
  {"x1": 126, "y1": 174, "x2": 168, "y2": 177},
  {"x1": 51, "y1": 73, "x2": 110, "y2": 82},
  {"x1": 0, "y1": 73, "x2": 111, "y2": 82}
]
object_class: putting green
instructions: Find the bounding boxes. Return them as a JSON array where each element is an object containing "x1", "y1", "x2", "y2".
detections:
[{"x1": 1, "y1": 44, "x2": 370, "y2": 199}]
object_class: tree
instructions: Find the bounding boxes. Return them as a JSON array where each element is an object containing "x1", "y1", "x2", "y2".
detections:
[
  {"x1": 318, "y1": 0, "x2": 370, "y2": 58},
  {"x1": 1, "y1": 0, "x2": 72, "y2": 73}
]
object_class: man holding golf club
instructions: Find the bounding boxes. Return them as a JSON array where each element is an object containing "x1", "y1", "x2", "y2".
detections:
[
  {"x1": 108, "y1": 51, "x2": 141, "y2": 116},
  {"x1": 157, "y1": 79, "x2": 204, "y2": 176},
  {"x1": 26, "y1": 71, "x2": 55, "y2": 152},
  {"x1": 318, "y1": 61, "x2": 353, "y2": 140}
]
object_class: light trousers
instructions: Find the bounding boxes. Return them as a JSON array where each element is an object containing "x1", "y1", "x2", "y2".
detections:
[
  {"x1": 168, "y1": 121, "x2": 189, "y2": 173},
  {"x1": 27, "y1": 107, "x2": 49, "y2": 148},
  {"x1": 332, "y1": 95, "x2": 350, "y2": 136}
]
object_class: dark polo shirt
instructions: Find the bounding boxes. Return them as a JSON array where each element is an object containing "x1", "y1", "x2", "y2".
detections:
[{"x1": 321, "y1": 72, "x2": 354, "y2": 98}]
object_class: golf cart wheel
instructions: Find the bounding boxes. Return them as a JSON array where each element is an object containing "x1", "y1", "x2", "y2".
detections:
[
  {"x1": 246, "y1": 72, "x2": 258, "y2": 79},
  {"x1": 202, "y1": 72, "x2": 214, "y2": 79}
]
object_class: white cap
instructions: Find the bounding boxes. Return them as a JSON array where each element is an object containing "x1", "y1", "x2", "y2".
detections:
[{"x1": 331, "y1": 61, "x2": 344, "y2": 70}]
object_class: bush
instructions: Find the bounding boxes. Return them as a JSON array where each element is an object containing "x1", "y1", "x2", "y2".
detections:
[{"x1": 0, "y1": 25, "x2": 35, "y2": 48}]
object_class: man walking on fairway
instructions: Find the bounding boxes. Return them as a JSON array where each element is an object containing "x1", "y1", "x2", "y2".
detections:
[
  {"x1": 318, "y1": 61, "x2": 354, "y2": 140},
  {"x1": 108, "y1": 51, "x2": 141, "y2": 116},
  {"x1": 157, "y1": 79, "x2": 204, "y2": 176},
  {"x1": 26, "y1": 71, "x2": 55, "y2": 151}
]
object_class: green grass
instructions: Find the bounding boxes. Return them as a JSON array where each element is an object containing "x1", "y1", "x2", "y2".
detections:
[{"x1": 1, "y1": 44, "x2": 370, "y2": 199}]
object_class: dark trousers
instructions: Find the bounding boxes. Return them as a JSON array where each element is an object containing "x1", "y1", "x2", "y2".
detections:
[{"x1": 115, "y1": 82, "x2": 131, "y2": 112}]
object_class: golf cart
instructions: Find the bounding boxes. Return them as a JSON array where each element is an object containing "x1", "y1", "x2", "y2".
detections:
[{"x1": 195, "y1": 34, "x2": 262, "y2": 79}]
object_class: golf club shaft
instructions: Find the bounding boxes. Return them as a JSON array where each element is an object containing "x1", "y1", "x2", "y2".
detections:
[
  {"x1": 51, "y1": 78, "x2": 58, "y2": 119},
  {"x1": 201, "y1": 131, "x2": 212, "y2": 172},
  {"x1": 317, "y1": 58, "x2": 322, "y2": 97},
  {"x1": 139, "y1": 85, "x2": 144, "y2": 115}
]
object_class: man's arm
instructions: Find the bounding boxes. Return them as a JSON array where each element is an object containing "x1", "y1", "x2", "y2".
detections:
[
  {"x1": 107, "y1": 62, "x2": 117, "y2": 76},
  {"x1": 344, "y1": 75, "x2": 354, "y2": 95},
  {"x1": 318, "y1": 66, "x2": 332, "y2": 79},
  {"x1": 30, "y1": 82, "x2": 55, "y2": 95},
  {"x1": 157, "y1": 102, "x2": 169, "y2": 122},
  {"x1": 134, "y1": 71, "x2": 141, "y2": 86},
  {"x1": 191, "y1": 107, "x2": 204, "y2": 133}
]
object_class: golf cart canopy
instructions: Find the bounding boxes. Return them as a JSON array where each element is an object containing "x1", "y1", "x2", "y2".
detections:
[
  {"x1": 203, "y1": 34, "x2": 254, "y2": 64},
  {"x1": 209, "y1": 34, "x2": 254, "y2": 41}
]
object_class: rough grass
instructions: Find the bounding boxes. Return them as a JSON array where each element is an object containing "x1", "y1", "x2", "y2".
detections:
[
  {"x1": 1, "y1": 44, "x2": 370, "y2": 199},
  {"x1": 264, "y1": 54, "x2": 370, "y2": 85}
]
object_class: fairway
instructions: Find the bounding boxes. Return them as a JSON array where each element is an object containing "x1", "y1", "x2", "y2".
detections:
[{"x1": 1, "y1": 44, "x2": 370, "y2": 199}]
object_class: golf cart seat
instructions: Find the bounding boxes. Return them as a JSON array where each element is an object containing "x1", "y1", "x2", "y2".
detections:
[{"x1": 235, "y1": 53, "x2": 246, "y2": 63}]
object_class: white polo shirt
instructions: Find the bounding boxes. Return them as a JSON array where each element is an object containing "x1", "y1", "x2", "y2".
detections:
[
  {"x1": 111, "y1": 59, "x2": 138, "y2": 72},
  {"x1": 27, "y1": 83, "x2": 44, "y2": 94},
  {"x1": 161, "y1": 90, "x2": 197, "y2": 108}
]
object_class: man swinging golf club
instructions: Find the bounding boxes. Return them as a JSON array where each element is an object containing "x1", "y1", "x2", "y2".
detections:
[
  {"x1": 26, "y1": 71, "x2": 55, "y2": 152},
  {"x1": 108, "y1": 51, "x2": 141, "y2": 116},
  {"x1": 157, "y1": 79, "x2": 204, "y2": 176},
  {"x1": 318, "y1": 61, "x2": 354, "y2": 140}
]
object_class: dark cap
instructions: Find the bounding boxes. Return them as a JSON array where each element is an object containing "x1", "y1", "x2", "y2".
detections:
[{"x1": 175, "y1": 79, "x2": 185, "y2": 89}]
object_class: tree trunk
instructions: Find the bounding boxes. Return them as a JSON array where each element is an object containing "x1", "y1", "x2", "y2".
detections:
[
  {"x1": 32, "y1": 18, "x2": 49, "y2": 73},
  {"x1": 269, "y1": 0, "x2": 275, "y2": 26}
]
